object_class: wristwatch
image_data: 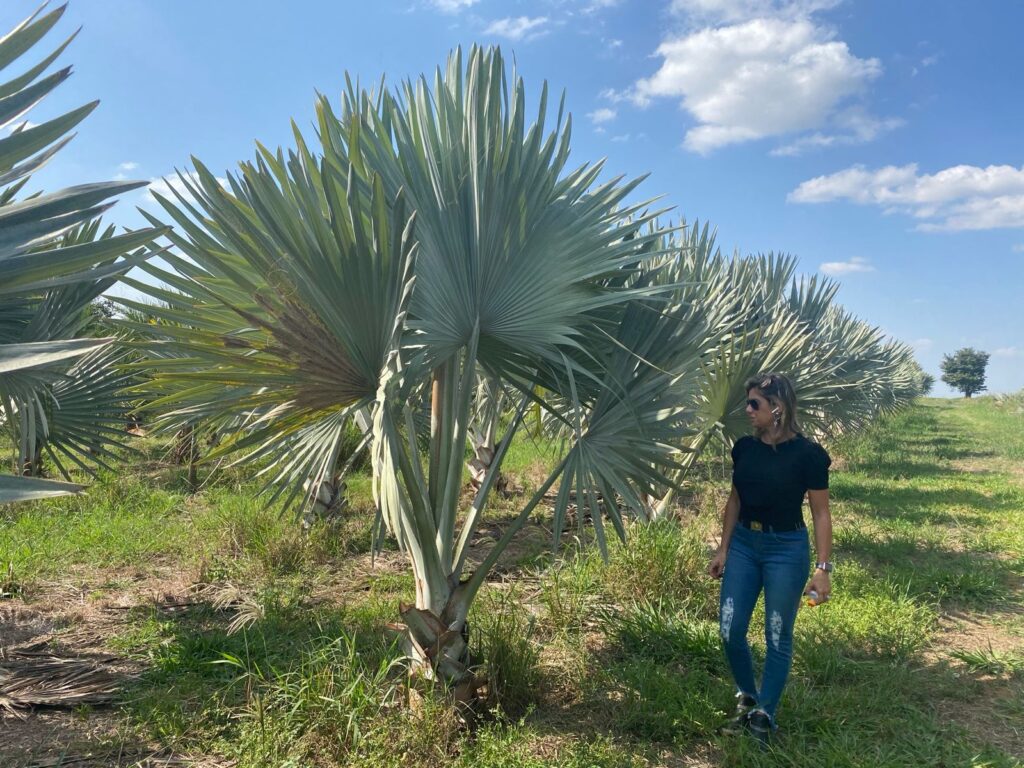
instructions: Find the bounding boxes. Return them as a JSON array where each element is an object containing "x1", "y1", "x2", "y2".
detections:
[{"x1": 815, "y1": 561, "x2": 834, "y2": 573}]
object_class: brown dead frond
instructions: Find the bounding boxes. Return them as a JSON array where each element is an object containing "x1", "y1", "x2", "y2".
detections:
[
  {"x1": 194, "y1": 581, "x2": 264, "y2": 635},
  {"x1": 23, "y1": 751, "x2": 236, "y2": 767},
  {"x1": 0, "y1": 646, "x2": 128, "y2": 718}
]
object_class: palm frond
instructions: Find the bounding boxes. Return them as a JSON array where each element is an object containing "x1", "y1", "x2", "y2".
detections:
[{"x1": 0, "y1": 4, "x2": 163, "y2": 502}]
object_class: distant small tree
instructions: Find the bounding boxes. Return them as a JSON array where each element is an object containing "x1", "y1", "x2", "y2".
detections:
[
  {"x1": 940, "y1": 348, "x2": 989, "y2": 398},
  {"x1": 84, "y1": 297, "x2": 119, "y2": 337}
]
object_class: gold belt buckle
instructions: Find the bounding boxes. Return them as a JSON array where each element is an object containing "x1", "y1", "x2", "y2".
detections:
[{"x1": 750, "y1": 521, "x2": 762, "y2": 531}]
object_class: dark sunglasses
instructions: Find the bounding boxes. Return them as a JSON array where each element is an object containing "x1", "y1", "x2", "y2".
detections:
[{"x1": 746, "y1": 398, "x2": 762, "y2": 411}]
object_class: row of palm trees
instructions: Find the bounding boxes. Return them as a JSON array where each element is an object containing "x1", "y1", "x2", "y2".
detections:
[{"x1": 0, "y1": 7, "x2": 928, "y2": 687}]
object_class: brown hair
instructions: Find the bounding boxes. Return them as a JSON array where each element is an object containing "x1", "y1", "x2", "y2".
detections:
[{"x1": 745, "y1": 371, "x2": 801, "y2": 443}]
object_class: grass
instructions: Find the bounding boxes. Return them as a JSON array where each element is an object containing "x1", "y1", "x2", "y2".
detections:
[
  {"x1": 949, "y1": 645, "x2": 1024, "y2": 677},
  {"x1": 2, "y1": 395, "x2": 1023, "y2": 766}
]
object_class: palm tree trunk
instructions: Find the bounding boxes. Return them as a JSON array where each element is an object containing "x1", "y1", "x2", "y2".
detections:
[
  {"x1": 467, "y1": 379, "x2": 508, "y2": 494},
  {"x1": 173, "y1": 423, "x2": 200, "y2": 490},
  {"x1": 653, "y1": 429, "x2": 717, "y2": 519}
]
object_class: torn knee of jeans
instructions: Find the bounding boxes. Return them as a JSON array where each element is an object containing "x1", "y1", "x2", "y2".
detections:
[
  {"x1": 769, "y1": 610, "x2": 783, "y2": 650},
  {"x1": 720, "y1": 596, "x2": 735, "y2": 642}
]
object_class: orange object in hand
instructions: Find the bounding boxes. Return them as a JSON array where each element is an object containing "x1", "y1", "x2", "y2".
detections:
[{"x1": 805, "y1": 589, "x2": 824, "y2": 607}]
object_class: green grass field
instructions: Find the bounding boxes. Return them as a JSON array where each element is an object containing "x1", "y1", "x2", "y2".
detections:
[{"x1": 2, "y1": 396, "x2": 1022, "y2": 767}]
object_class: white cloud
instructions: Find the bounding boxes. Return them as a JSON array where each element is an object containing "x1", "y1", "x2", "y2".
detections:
[
  {"x1": 1012, "y1": 244, "x2": 1024, "y2": 253},
  {"x1": 113, "y1": 161, "x2": 140, "y2": 181},
  {"x1": 588, "y1": 107, "x2": 617, "y2": 124},
  {"x1": 144, "y1": 172, "x2": 229, "y2": 207},
  {"x1": 632, "y1": 17, "x2": 882, "y2": 153},
  {"x1": 430, "y1": 0, "x2": 478, "y2": 12},
  {"x1": 771, "y1": 110, "x2": 902, "y2": 156},
  {"x1": 584, "y1": 0, "x2": 622, "y2": 11},
  {"x1": 994, "y1": 347, "x2": 1021, "y2": 357},
  {"x1": 484, "y1": 16, "x2": 549, "y2": 41},
  {"x1": 669, "y1": 0, "x2": 842, "y2": 23},
  {"x1": 912, "y1": 53, "x2": 939, "y2": 76},
  {"x1": 911, "y1": 338, "x2": 933, "y2": 351},
  {"x1": 819, "y1": 256, "x2": 875, "y2": 276},
  {"x1": 599, "y1": 87, "x2": 629, "y2": 103},
  {"x1": 790, "y1": 163, "x2": 1024, "y2": 231}
]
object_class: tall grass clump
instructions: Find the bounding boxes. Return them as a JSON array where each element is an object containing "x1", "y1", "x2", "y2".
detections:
[
  {"x1": 472, "y1": 587, "x2": 542, "y2": 718},
  {"x1": 0, "y1": 471, "x2": 183, "y2": 581},
  {"x1": 794, "y1": 590, "x2": 934, "y2": 685},
  {"x1": 455, "y1": 722, "x2": 646, "y2": 767},
  {"x1": 229, "y1": 632, "x2": 403, "y2": 766},
  {"x1": 601, "y1": 598, "x2": 724, "y2": 674},
  {"x1": 539, "y1": 552, "x2": 603, "y2": 635},
  {"x1": 602, "y1": 520, "x2": 716, "y2": 617},
  {"x1": 594, "y1": 597, "x2": 726, "y2": 747},
  {"x1": 601, "y1": 655, "x2": 722, "y2": 746}
]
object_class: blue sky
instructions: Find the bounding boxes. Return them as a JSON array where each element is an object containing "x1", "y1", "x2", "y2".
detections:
[{"x1": 4, "y1": 0, "x2": 1022, "y2": 395}]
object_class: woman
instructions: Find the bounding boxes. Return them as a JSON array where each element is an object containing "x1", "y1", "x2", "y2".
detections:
[{"x1": 707, "y1": 372, "x2": 833, "y2": 744}]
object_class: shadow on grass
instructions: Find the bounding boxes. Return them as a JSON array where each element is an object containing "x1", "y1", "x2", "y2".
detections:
[
  {"x1": 836, "y1": 525, "x2": 1020, "y2": 606},
  {"x1": 115, "y1": 589, "x2": 402, "y2": 755},
  {"x1": 553, "y1": 597, "x2": 1021, "y2": 768},
  {"x1": 832, "y1": 480, "x2": 1017, "y2": 526},
  {"x1": 838, "y1": 405, "x2": 998, "y2": 471}
]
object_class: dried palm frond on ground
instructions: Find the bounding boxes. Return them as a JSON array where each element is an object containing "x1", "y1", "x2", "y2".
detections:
[
  {"x1": 22, "y1": 752, "x2": 235, "y2": 768},
  {"x1": 0, "y1": 642, "x2": 128, "y2": 718}
]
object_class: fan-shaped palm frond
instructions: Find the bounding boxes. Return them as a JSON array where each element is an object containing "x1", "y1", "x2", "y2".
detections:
[{"x1": 0, "y1": 4, "x2": 164, "y2": 501}]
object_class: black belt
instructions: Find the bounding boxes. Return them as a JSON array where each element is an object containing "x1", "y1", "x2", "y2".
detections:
[{"x1": 739, "y1": 519, "x2": 806, "y2": 533}]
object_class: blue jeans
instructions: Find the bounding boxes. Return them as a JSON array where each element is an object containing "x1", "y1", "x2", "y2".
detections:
[{"x1": 719, "y1": 524, "x2": 810, "y2": 722}]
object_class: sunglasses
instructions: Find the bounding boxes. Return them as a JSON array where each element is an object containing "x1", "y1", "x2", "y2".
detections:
[{"x1": 746, "y1": 398, "x2": 762, "y2": 411}]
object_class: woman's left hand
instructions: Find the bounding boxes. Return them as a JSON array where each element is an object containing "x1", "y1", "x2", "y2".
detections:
[{"x1": 806, "y1": 569, "x2": 831, "y2": 602}]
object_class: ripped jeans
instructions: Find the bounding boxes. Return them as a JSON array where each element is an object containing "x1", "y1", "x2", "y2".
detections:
[{"x1": 719, "y1": 524, "x2": 809, "y2": 721}]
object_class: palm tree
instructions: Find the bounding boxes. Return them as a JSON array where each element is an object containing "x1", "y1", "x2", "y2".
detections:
[
  {"x1": 0, "y1": 3, "x2": 164, "y2": 502},
  {"x1": 10, "y1": 222, "x2": 142, "y2": 478},
  {"x1": 133, "y1": 47, "x2": 697, "y2": 692}
]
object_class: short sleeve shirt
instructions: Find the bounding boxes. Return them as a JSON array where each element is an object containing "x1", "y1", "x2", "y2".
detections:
[{"x1": 730, "y1": 434, "x2": 831, "y2": 529}]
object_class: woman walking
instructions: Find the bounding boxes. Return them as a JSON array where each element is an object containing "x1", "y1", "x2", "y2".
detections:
[{"x1": 707, "y1": 372, "x2": 833, "y2": 744}]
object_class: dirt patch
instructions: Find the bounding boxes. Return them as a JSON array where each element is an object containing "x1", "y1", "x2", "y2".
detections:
[
  {"x1": 0, "y1": 605, "x2": 69, "y2": 650},
  {"x1": 1, "y1": 707, "x2": 138, "y2": 766},
  {"x1": 4, "y1": 743, "x2": 235, "y2": 768},
  {"x1": 0, "y1": 565, "x2": 233, "y2": 768},
  {"x1": 931, "y1": 608, "x2": 1024, "y2": 659},
  {"x1": 526, "y1": 732, "x2": 720, "y2": 767},
  {"x1": 925, "y1": 605, "x2": 1024, "y2": 760},
  {"x1": 953, "y1": 456, "x2": 1024, "y2": 484},
  {"x1": 933, "y1": 682, "x2": 1024, "y2": 761}
]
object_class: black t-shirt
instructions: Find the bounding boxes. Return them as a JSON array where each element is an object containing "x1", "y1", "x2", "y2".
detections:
[{"x1": 730, "y1": 434, "x2": 831, "y2": 529}]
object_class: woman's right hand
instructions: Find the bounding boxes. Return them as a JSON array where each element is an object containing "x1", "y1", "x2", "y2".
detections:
[{"x1": 708, "y1": 549, "x2": 727, "y2": 579}]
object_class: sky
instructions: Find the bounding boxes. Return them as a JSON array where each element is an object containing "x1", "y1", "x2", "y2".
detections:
[{"x1": 3, "y1": 0, "x2": 1022, "y2": 396}]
